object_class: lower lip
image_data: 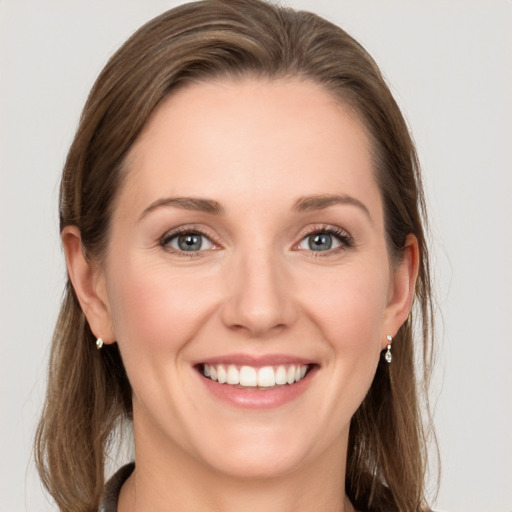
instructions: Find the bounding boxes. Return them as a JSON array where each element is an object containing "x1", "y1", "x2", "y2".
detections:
[{"x1": 197, "y1": 367, "x2": 317, "y2": 409}]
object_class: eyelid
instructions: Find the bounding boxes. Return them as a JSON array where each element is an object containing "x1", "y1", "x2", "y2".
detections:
[
  {"x1": 293, "y1": 224, "x2": 354, "y2": 252},
  {"x1": 159, "y1": 224, "x2": 222, "y2": 253},
  {"x1": 157, "y1": 223, "x2": 353, "y2": 255}
]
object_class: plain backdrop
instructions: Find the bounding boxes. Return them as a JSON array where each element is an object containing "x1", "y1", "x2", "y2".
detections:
[{"x1": 1, "y1": 1, "x2": 511, "y2": 511}]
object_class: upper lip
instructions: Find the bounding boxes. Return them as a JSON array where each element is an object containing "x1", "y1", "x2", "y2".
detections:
[{"x1": 193, "y1": 353, "x2": 315, "y2": 367}]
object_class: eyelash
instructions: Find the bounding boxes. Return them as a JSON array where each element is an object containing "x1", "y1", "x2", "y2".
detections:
[
  {"x1": 159, "y1": 226, "x2": 218, "y2": 258},
  {"x1": 159, "y1": 224, "x2": 354, "y2": 257},
  {"x1": 294, "y1": 225, "x2": 354, "y2": 255}
]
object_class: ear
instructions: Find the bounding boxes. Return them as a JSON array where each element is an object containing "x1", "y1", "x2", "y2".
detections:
[
  {"x1": 382, "y1": 233, "x2": 419, "y2": 349},
  {"x1": 61, "y1": 226, "x2": 115, "y2": 344}
]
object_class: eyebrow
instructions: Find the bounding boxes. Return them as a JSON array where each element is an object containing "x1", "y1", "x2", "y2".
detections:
[
  {"x1": 138, "y1": 193, "x2": 371, "y2": 222},
  {"x1": 138, "y1": 196, "x2": 224, "y2": 220},
  {"x1": 293, "y1": 194, "x2": 372, "y2": 222}
]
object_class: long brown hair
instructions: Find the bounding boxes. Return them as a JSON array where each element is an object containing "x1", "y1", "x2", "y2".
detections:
[{"x1": 35, "y1": 1, "x2": 437, "y2": 510}]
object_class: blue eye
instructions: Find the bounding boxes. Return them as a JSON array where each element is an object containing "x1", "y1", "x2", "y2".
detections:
[
  {"x1": 163, "y1": 232, "x2": 215, "y2": 252},
  {"x1": 297, "y1": 228, "x2": 351, "y2": 252},
  {"x1": 306, "y1": 233, "x2": 335, "y2": 251}
]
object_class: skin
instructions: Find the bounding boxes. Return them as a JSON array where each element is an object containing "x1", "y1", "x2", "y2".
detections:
[{"x1": 63, "y1": 78, "x2": 418, "y2": 512}]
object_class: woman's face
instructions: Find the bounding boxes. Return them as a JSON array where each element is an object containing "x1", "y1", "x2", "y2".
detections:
[{"x1": 97, "y1": 78, "x2": 413, "y2": 478}]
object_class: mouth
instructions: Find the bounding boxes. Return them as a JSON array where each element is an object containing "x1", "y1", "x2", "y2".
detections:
[
  {"x1": 198, "y1": 362, "x2": 311, "y2": 389},
  {"x1": 193, "y1": 354, "x2": 318, "y2": 408}
]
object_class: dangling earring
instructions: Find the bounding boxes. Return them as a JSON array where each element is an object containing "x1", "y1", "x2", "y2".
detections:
[
  {"x1": 96, "y1": 337, "x2": 104, "y2": 350},
  {"x1": 384, "y1": 334, "x2": 393, "y2": 364}
]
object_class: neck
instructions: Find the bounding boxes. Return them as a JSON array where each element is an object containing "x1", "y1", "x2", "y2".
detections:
[{"x1": 119, "y1": 422, "x2": 355, "y2": 512}]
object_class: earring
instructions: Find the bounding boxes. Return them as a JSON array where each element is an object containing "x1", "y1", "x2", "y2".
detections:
[
  {"x1": 384, "y1": 334, "x2": 393, "y2": 364},
  {"x1": 96, "y1": 337, "x2": 104, "y2": 350}
]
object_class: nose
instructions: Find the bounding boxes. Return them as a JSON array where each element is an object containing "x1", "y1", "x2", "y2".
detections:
[{"x1": 220, "y1": 247, "x2": 298, "y2": 337}]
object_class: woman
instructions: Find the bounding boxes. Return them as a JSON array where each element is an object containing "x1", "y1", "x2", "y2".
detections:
[{"x1": 35, "y1": 0, "x2": 436, "y2": 511}]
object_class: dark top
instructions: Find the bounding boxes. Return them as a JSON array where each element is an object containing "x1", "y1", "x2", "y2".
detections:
[{"x1": 99, "y1": 463, "x2": 135, "y2": 512}]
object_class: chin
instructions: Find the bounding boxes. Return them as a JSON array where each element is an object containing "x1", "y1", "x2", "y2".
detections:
[
  {"x1": 206, "y1": 448, "x2": 306, "y2": 481},
  {"x1": 189, "y1": 423, "x2": 320, "y2": 480}
]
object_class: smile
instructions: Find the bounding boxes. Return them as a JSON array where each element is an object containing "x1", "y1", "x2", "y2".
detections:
[
  {"x1": 195, "y1": 355, "x2": 317, "y2": 408},
  {"x1": 202, "y1": 363, "x2": 309, "y2": 388}
]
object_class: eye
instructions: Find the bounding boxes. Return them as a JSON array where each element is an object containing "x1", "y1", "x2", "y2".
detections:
[
  {"x1": 296, "y1": 227, "x2": 352, "y2": 252},
  {"x1": 162, "y1": 231, "x2": 215, "y2": 252}
]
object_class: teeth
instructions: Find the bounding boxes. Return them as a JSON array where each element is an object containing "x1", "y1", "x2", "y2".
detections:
[
  {"x1": 257, "y1": 366, "x2": 275, "y2": 387},
  {"x1": 226, "y1": 365, "x2": 239, "y2": 385},
  {"x1": 217, "y1": 365, "x2": 227, "y2": 384},
  {"x1": 240, "y1": 366, "x2": 257, "y2": 386},
  {"x1": 275, "y1": 365, "x2": 287, "y2": 385},
  {"x1": 203, "y1": 363, "x2": 309, "y2": 387}
]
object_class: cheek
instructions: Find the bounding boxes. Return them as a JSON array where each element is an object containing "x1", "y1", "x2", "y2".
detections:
[
  {"x1": 300, "y1": 263, "x2": 390, "y2": 350},
  {"x1": 310, "y1": 268, "x2": 388, "y2": 406},
  {"x1": 106, "y1": 257, "x2": 220, "y2": 357},
  {"x1": 287, "y1": 263, "x2": 390, "y2": 446},
  {"x1": 300, "y1": 262, "x2": 388, "y2": 398}
]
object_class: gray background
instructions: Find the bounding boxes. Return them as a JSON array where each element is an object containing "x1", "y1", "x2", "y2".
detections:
[{"x1": 1, "y1": 1, "x2": 511, "y2": 511}]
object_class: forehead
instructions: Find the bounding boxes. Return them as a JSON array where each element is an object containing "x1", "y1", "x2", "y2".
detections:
[{"x1": 118, "y1": 78, "x2": 381, "y2": 221}]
